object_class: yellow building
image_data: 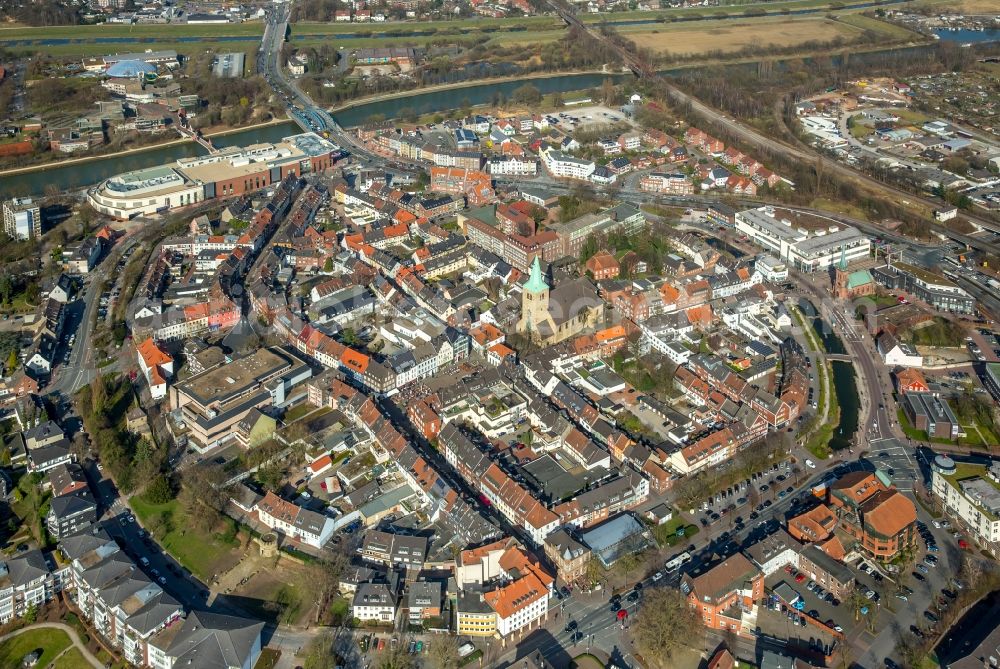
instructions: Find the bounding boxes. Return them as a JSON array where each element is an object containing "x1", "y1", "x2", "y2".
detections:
[{"x1": 456, "y1": 593, "x2": 498, "y2": 637}]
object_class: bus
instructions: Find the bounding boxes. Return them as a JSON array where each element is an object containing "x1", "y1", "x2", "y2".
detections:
[{"x1": 665, "y1": 551, "x2": 692, "y2": 572}]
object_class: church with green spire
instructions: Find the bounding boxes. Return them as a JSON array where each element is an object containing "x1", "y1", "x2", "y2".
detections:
[
  {"x1": 516, "y1": 256, "x2": 604, "y2": 344},
  {"x1": 833, "y1": 244, "x2": 875, "y2": 300}
]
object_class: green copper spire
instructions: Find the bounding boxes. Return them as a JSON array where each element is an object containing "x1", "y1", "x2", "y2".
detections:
[
  {"x1": 838, "y1": 244, "x2": 847, "y2": 271},
  {"x1": 525, "y1": 256, "x2": 548, "y2": 293}
]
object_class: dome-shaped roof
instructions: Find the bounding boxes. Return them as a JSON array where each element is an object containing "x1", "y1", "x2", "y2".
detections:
[
  {"x1": 106, "y1": 59, "x2": 156, "y2": 78},
  {"x1": 933, "y1": 454, "x2": 956, "y2": 474}
]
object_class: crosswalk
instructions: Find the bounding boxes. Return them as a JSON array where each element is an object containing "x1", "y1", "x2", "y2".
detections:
[{"x1": 868, "y1": 438, "x2": 918, "y2": 491}]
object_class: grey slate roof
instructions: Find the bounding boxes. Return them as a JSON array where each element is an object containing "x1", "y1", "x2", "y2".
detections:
[{"x1": 153, "y1": 611, "x2": 264, "y2": 669}]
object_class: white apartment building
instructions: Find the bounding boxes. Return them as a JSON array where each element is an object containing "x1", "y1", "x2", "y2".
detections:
[
  {"x1": 540, "y1": 148, "x2": 595, "y2": 180},
  {"x1": 755, "y1": 255, "x2": 789, "y2": 282},
  {"x1": 352, "y1": 582, "x2": 398, "y2": 622},
  {"x1": 489, "y1": 574, "x2": 549, "y2": 636},
  {"x1": 0, "y1": 550, "x2": 60, "y2": 623},
  {"x1": 59, "y1": 530, "x2": 182, "y2": 667},
  {"x1": 2, "y1": 197, "x2": 42, "y2": 240},
  {"x1": 932, "y1": 461, "x2": 1000, "y2": 549},
  {"x1": 255, "y1": 492, "x2": 336, "y2": 548},
  {"x1": 147, "y1": 611, "x2": 263, "y2": 669},
  {"x1": 489, "y1": 156, "x2": 537, "y2": 177}
]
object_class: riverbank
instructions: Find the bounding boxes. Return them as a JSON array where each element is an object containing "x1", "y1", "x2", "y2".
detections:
[
  {"x1": 328, "y1": 68, "x2": 616, "y2": 115},
  {"x1": 0, "y1": 37, "x2": 956, "y2": 197},
  {"x1": 0, "y1": 117, "x2": 289, "y2": 179},
  {"x1": 327, "y1": 36, "x2": 935, "y2": 125}
]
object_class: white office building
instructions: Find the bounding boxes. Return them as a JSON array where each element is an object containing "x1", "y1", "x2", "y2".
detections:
[{"x1": 735, "y1": 206, "x2": 870, "y2": 273}]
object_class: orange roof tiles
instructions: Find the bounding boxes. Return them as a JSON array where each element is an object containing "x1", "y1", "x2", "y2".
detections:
[
  {"x1": 817, "y1": 535, "x2": 846, "y2": 561},
  {"x1": 660, "y1": 283, "x2": 680, "y2": 303},
  {"x1": 136, "y1": 337, "x2": 172, "y2": 368},
  {"x1": 686, "y1": 304, "x2": 713, "y2": 326},
  {"x1": 498, "y1": 546, "x2": 554, "y2": 587},
  {"x1": 862, "y1": 489, "x2": 916, "y2": 539},
  {"x1": 460, "y1": 538, "x2": 514, "y2": 567},
  {"x1": 341, "y1": 348, "x2": 370, "y2": 373},
  {"x1": 489, "y1": 343, "x2": 516, "y2": 359},
  {"x1": 595, "y1": 325, "x2": 626, "y2": 342},
  {"x1": 788, "y1": 503, "x2": 837, "y2": 543},
  {"x1": 309, "y1": 455, "x2": 332, "y2": 473},
  {"x1": 484, "y1": 571, "x2": 547, "y2": 619},
  {"x1": 896, "y1": 368, "x2": 928, "y2": 391},
  {"x1": 471, "y1": 323, "x2": 504, "y2": 346},
  {"x1": 394, "y1": 209, "x2": 417, "y2": 224},
  {"x1": 183, "y1": 303, "x2": 209, "y2": 321}
]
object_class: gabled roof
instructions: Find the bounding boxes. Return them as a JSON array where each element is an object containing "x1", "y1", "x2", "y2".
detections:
[
  {"x1": 685, "y1": 553, "x2": 760, "y2": 603},
  {"x1": 153, "y1": 611, "x2": 264, "y2": 669}
]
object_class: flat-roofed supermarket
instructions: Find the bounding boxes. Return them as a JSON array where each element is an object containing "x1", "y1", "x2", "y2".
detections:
[{"x1": 88, "y1": 132, "x2": 340, "y2": 219}]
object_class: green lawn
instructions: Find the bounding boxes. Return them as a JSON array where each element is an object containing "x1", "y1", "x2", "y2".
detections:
[
  {"x1": 0, "y1": 627, "x2": 73, "y2": 669},
  {"x1": 895, "y1": 108, "x2": 933, "y2": 126},
  {"x1": 651, "y1": 516, "x2": 698, "y2": 547},
  {"x1": 837, "y1": 12, "x2": 922, "y2": 39},
  {"x1": 130, "y1": 497, "x2": 239, "y2": 581},
  {"x1": 571, "y1": 654, "x2": 605, "y2": 669},
  {"x1": 53, "y1": 647, "x2": 95, "y2": 669},
  {"x1": 579, "y1": 0, "x2": 919, "y2": 23},
  {"x1": 0, "y1": 22, "x2": 263, "y2": 38},
  {"x1": 254, "y1": 648, "x2": 281, "y2": 669},
  {"x1": 291, "y1": 15, "x2": 561, "y2": 34},
  {"x1": 283, "y1": 402, "x2": 317, "y2": 423},
  {"x1": 1, "y1": 41, "x2": 259, "y2": 57}
]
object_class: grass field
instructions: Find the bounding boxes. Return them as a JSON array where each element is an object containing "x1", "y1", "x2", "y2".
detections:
[
  {"x1": 625, "y1": 17, "x2": 863, "y2": 56},
  {"x1": 0, "y1": 40, "x2": 260, "y2": 57},
  {"x1": 291, "y1": 15, "x2": 561, "y2": 35},
  {"x1": 130, "y1": 497, "x2": 242, "y2": 581},
  {"x1": 0, "y1": 23, "x2": 264, "y2": 38},
  {"x1": 581, "y1": 0, "x2": 925, "y2": 23},
  {"x1": 836, "y1": 12, "x2": 922, "y2": 39},
  {"x1": 0, "y1": 628, "x2": 73, "y2": 669},
  {"x1": 53, "y1": 647, "x2": 95, "y2": 669},
  {"x1": 291, "y1": 25, "x2": 564, "y2": 49},
  {"x1": 916, "y1": 0, "x2": 1000, "y2": 12}
]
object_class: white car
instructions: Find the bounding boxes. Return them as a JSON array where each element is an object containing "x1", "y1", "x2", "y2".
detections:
[
  {"x1": 652, "y1": 572, "x2": 663, "y2": 582},
  {"x1": 805, "y1": 459, "x2": 816, "y2": 469}
]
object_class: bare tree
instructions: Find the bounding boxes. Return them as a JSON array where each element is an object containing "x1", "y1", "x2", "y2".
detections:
[
  {"x1": 425, "y1": 634, "x2": 460, "y2": 669},
  {"x1": 302, "y1": 631, "x2": 335, "y2": 669},
  {"x1": 630, "y1": 588, "x2": 701, "y2": 668},
  {"x1": 374, "y1": 643, "x2": 417, "y2": 669}
]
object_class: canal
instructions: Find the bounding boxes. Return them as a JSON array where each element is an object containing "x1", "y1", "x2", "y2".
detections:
[
  {"x1": 800, "y1": 299, "x2": 858, "y2": 450},
  {"x1": 829, "y1": 361, "x2": 859, "y2": 451}
]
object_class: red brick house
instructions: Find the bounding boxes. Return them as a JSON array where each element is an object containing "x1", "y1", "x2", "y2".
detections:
[{"x1": 682, "y1": 554, "x2": 763, "y2": 636}]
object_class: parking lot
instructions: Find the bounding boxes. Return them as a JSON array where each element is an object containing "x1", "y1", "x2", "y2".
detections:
[
  {"x1": 697, "y1": 460, "x2": 795, "y2": 530},
  {"x1": 546, "y1": 105, "x2": 633, "y2": 134}
]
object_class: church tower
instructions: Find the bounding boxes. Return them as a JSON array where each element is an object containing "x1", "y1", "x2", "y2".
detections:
[
  {"x1": 519, "y1": 256, "x2": 550, "y2": 335},
  {"x1": 834, "y1": 245, "x2": 849, "y2": 299}
]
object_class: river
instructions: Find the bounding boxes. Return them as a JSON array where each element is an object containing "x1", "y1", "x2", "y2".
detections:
[
  {"x1": 933, "y1": 28, "x2": 1000, "y2": 45},
  {"x1": 0, "y1": 70, "x2": 624, "y2": 197},
  {"x1": 0, "y1": 40, "x2": 963, "y2": 198}
]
